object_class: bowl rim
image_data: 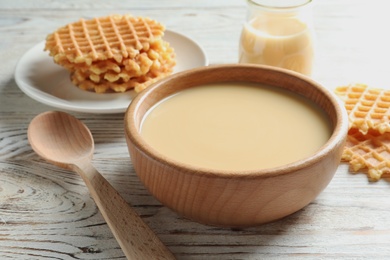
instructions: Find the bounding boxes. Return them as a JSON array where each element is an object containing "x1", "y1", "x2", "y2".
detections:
[{"x1": 125, "y1": 64, "x2": 348, "y2": 179}]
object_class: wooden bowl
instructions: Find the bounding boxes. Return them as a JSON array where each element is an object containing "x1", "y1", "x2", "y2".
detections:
[{"x1": 124, "y1": 64, "x2": 348, "y2": 227}]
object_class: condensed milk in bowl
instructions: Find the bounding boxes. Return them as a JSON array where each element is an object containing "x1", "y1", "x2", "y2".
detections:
[
  {"x1": 239, "y1": 0, "x2": 315, "y2": 76},
  {"x1": 124, "y1": 64, "x2": 348, "y2": 227}
]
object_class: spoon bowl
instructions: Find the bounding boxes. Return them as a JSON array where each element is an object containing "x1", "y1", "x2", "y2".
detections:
[
  {"x1": 28, "y1": 111, "x2": 94, "y2": 169},
  {"x1": 28, "y1": 111, "x2": 175, "y2": 260}
]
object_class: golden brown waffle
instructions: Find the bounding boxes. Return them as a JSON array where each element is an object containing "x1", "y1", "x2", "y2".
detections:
[
  {"x1": 71, "y1": 69, "x2": 170, "y2": 93},
  {"x1": 342, "y1": 128, "x2": 390, "y2": 180},
  {"x1": 45, "y1": 14, "x2": 165, "y2": 64},
  {"x1": 335, "y1": 83, "x2": 390, "y2": 134},
  {"x1": 70, "y1": 43, "x2": 175, "y2": 93},
  {"x1": 44, "y1": 14, "x2": 176, "y2": 93}
]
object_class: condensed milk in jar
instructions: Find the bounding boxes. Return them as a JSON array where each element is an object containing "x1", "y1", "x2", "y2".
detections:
[{"x1": 239, "y1": 0, "x2": 315, "y2": 76}]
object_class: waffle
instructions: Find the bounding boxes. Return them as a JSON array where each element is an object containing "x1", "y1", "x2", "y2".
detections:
[
  {"x1": 342, "y1": 128, "x2": 390, "y2": 180},
  {"x1": 45, "y1": 14, "x2": 165, "y2": 64},
  {"x1": 335, "y1": 83, "x2": 390, "y2": 134},
  {"x1": 44, "y1": 14, "x2": 176, "y2": 93},
  {"x1": 71, "y1": 69, "x2": 170, "y2": 93},
  {"x1": 70, "y1": 40, "x2": 175, "y2": 93}
]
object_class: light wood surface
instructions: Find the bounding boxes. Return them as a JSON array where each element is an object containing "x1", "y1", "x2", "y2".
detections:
[{"x1": 2, "y1": 0, "x2": 390, "y2": 259}]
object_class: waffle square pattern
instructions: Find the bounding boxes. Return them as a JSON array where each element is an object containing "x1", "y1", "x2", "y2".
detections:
[
  {"x1": 335, "y1": 83, "x2": 390, "y2": 134},
  {"x1": 45, "y1": 14, "x2": 176, "y2": 93},
  {"x1": 335, "y1": 83, "x2": 390, "y2": 180},
  {"x1": 343, "y1": 128, "x2": 390, "y2": 180}
]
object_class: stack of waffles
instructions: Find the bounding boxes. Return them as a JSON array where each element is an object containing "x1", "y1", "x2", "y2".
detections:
[
  {"x1": 335, "y1": 83, "x2": 390, "y2": 180},
  {"x1": 45, "y1": 14, "x2": 176, "y2": 93}
]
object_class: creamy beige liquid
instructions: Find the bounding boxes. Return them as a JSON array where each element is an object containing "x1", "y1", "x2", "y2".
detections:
[
  {"x1": 239, "y1": 15, "x2": 314, "y2": 75},
  {"x1": 141, "y1": 83, "x2": 331, "y2": 171}
]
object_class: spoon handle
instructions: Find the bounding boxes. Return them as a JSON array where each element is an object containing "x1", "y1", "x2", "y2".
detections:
[{"x1": 72, "y1": 161, "x2": 175, "y2": 260}]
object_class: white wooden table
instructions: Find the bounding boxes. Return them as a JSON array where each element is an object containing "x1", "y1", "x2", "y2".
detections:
[{"x1": 2, "y1": 0, "x2": 390, "y2": 259}]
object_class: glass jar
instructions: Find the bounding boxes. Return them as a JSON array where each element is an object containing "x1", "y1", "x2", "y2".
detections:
[{"x1": 238, "y1": 0, "x2": 315, "y2": 76}]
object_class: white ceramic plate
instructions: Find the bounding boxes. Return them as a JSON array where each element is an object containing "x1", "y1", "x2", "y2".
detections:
[{"x1": 14, "y1": 30, "x2": 208, "y2": 114}]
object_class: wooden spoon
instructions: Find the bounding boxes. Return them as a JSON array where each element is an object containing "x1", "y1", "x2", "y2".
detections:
[{"x1": 28, "y1": 111, "x2": 175, "y2": 260}]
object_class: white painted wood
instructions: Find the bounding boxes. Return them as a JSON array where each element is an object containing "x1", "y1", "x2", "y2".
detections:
[{"x1": 1, "y1": 0, "x2": 390, "y2": 259}]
